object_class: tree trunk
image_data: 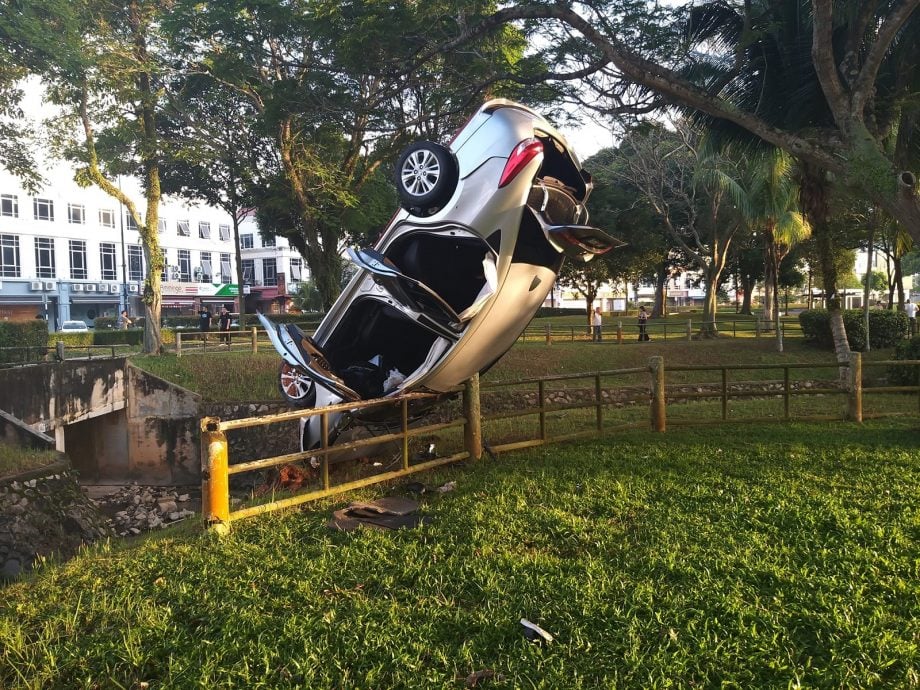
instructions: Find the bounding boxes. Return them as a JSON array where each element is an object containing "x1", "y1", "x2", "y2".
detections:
[
  {"x1": 801, "y1": 164, "x2": 849, "y2": 382},
  {"x1": 862, "y1": 225, "x2": 874, "y2": 352},
  {"x1": 232, "y1": 215, "x2": 247, "y2": 319},
  {"x1": 739, "y1": 273, "x2": 754, "y2": 315},
  {"x1": 651, "y1": 264, "x2": 667, "y2": 318},
  {"x1": 893, "y1": 258, "x2": 905, "y2": 309}
]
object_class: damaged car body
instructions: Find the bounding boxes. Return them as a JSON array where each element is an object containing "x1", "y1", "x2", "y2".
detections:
[{"x1": 259, "y1": 99, "x2": 623, "y2": 450}]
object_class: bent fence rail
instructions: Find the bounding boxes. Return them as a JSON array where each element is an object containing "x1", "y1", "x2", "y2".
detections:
[{"x1": 201, "y1": 354, "x2": 920, "y2": 530}]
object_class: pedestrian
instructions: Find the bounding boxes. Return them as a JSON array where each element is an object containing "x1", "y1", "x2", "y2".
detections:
[
  {"x1": 592, "y1": 306, "x2": 603, "y2": 342},
  {"x1": 637, "y1": 305, "x2": 650, "y2": 341},
  {"x1": 906, "y1": 299, "x2": 917, "y2": 336},
  {"x1": 218, "y1": 305, "x2": 232, "y2": 345},
  {"x1": 116, "y1": 309, "x2": 132, "y2": 330},
  {"x1": 198, "y1": 305, "x2": 212, "y2": 333}
]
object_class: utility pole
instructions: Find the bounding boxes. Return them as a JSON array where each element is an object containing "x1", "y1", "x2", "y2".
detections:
[{"x1": 118, "y1": 176, "x2": 129, "y2": 315}]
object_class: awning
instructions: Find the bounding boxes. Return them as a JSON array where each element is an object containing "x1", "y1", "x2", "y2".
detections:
[{"x1": 162, "y1": 299, "x2": 195, "y2": 308}]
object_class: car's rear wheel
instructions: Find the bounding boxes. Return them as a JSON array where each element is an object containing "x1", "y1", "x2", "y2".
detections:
[
  {"x1": 395, "y1": 141, "x2": 458, "y2": 216},
  {"x1": 279, "y1": 361, "x2": 317, "y2": 407}
]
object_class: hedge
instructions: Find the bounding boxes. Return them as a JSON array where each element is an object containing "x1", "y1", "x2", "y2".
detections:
[
  {"x1": 0, "y1": 321, "x2": 50, "y2": 364},
  {"x1": 798, "y1": 308, "x2": 908, "y2": 351},
  {"x1": 534, "y1": 307, "x2": 588, "y2": 318},
  {"x1": 885, "y1": 336, "x2": 920, "y2": 386}
]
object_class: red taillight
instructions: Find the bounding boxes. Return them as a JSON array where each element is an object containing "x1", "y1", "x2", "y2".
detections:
[{"x1": 498, "y1": 138, "x2": 543, "y2": 188}]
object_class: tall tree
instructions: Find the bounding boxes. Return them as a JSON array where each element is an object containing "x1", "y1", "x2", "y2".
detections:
[
  {"x1": 1, "y1": 0, "x2": 170, "y2": 353},
  {"x1": 159, "y1": 76, "x2": 268, "y2": 319},
  {"x1": 607, "y1": 122, "x2": 744, "y2": 335},
  {"x1": 452, "y1": 1, "x2": 920, "y2": 244}
]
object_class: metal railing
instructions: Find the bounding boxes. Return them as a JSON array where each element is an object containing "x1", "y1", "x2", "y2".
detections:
[
  {"x1": 201, "y1": 355, "x2": 920, "y2": 531},
  {"x1": 518, "y1": 317, "x2": 803, "y2": 343},
  {"x1": 200, "y1": 380, "x2": 481, "y2": 531}
]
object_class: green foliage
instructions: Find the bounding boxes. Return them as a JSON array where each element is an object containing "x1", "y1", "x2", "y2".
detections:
[
  {"x1": 0, "y1": 321, "x2": 49, "y2": 363},
  {"x1": 291, "y1": 280, "x2": 324, "y2": 313},
  {"x1": 1, "y1": 420, "x2": 918, "y2": 687},
  {"x1": 798, "y1": 309, "x2": 908, "y2": 351},
  {"x1": 887, "y1": 337, "x2": 920, "y2": 386},
  {"x1": 92, "y1": 329, "x2": 144, "y2": 347},
  {"x1": 861, "y1": 270, "x2": 887, "y2": 292},
  {"x1": 50, "y1": 332, "x2": 94, "y2": 348}
]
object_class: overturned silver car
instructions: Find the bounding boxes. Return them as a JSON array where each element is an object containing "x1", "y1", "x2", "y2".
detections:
[{"x1": 260, "y1": 99, "x2": 622, "y2": 449}]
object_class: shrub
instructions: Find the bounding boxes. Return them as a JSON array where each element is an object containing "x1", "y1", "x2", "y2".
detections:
[
  {"x1": 887, "y1": 336, "x2": 920, "y2": 386},
  {"x1": 93, "y1": 329, "x2": 144, "y2": 346},
  {"x1": 534, "y1": 307, "x2": 586, "y2": 318},
  {"x1": 798, "y1": 309, "x2": 908, "y2": 351},
  {"x1": 51, "y1": 332, "x2": 94, "y2": 348},
  {"x1": 0, "y1": 321, "x2": 50, "y2": 363}
]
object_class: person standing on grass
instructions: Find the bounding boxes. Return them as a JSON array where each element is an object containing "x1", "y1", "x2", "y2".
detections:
[
  {"x1": 198, "y1": 305, "x2": 212, "y2": 333},
  {"x1": 638, "y1": 305, "x2": 650, "y2": 341},
  {"x1": 218, "y1": 305, "x2": 232, "y2": 345},
  {"x1": 592, "y1": 306, "x2": 603, "y2": 342},
  {"x1": 906, "y1": 299, "x2": 917, "y2": 336}
]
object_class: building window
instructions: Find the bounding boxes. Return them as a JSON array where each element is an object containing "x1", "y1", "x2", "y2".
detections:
[
  {"x1": 198, "y1": 222, "x2": 211, "y2": 239},
  {"x1": 177, "y1": 220, "x2": 190, "y2": 237},
  {"x1": 99, "y1": 208, "x2": 115, "y2": 228},
  {"x1": 219, "y1": 224, "x2": 231, "y2": 241},
  {"x1": 241, "y1": 259, "x2": 254, "y2": 283},
  {"x1": 68, "y1": 203, "x2": 85, "y2": 224},
  {"x1": 178, "y1": 249, "x2": 191, "y2": 282},
  {"x1": 69, "y1": 240, "x2": 87, "y2": 279},
  {"x1": 0, "y1": 235, "x2": 20, "y2": 277},
  {"x1": 100, "y1": 242, "x2": 117, "y2": 281},
  {"x1": 262, "y1": 258, "x2": 277, "y2": 286},
  {"x1": 199, "y1": 252, "x2": 212, "y2": 282},
  {"x1": 262, "y1": 235, "x2": 276, "y2": 248},
  {"x1": 33, "y1": 198, "x2": 54, "y2": 221},
  {"x1": 125, "y1": 210, "x2": 139, "y2": 231},
  {"x1": 35, "y1": 237, "x2": 56, "y2": 278},
  {"x1": 240, "y1": 233, "x2": 253, "y2": 249},
  {"x1": 290, "y1": 258, "x2": 302, "y2": 281},
  {"x1": 158, "y1": 218, "x2": 167, "y2": 234},
  {"x1": 220, "y1": 253, "x2": 231, "y2": 282},
  {"x1": 0, "y1": 194, "x2": 18, "y2": 218},
  {"x1": 162, "y1": 251, "x2": 172, "y2": 281},
  {"x1": 128, "y1": 245, "x2": 144, "y2": 281}
]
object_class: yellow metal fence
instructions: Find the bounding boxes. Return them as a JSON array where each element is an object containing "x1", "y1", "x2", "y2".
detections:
[{"x1": 201, "y1": 354, "x2": 920, "y2": 530}]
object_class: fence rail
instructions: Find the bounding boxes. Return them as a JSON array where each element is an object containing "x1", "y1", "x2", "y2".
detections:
[
  {"x1": 519, "y1": 317, "x2": 804, "y2": 343},
  {"x1": 201, "y1": 354, "x2": 920, "y2": 531}
]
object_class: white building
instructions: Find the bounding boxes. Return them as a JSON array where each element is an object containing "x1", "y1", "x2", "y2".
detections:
[{"x1": 0, "y1": 165, "x2": 306, "y2": 329}]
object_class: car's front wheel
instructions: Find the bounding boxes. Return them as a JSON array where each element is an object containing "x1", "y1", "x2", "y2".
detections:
[
  {"x1": 278, "y1": 362, "x2": 317, "y2": 407},
  {"x1": 395, "y1": 141, "x2": 458, "y2": 216}
]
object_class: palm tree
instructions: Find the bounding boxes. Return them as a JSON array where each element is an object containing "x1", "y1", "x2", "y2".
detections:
[{"x1": 748, "y1": 152, "x2": 811, "y2": 351}]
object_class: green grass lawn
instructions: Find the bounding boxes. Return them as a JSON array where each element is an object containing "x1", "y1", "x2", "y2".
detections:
[{"x1": 2, "y1": 419, "x2": 918, "y2": 688}]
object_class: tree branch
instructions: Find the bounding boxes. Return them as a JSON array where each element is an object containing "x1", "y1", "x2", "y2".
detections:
[
  {"x1": 810, "y1": 0, "x2": 850, "y2": 127},
  {"x1": 851, "y1": 0, "x2": 920, "y2": 114}
]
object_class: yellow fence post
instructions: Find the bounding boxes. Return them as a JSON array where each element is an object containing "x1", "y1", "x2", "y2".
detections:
[
  {"x1": 463, "y1": 374, "x2": 482, "y2": 460},
  {"x1": 251, "y1": 327, "x2": 258, "y2": 353},
  {"x1": 847, "y1": 352, "x2": 863, "y2": 422},
  {"x1": 687, "y1": 319, "x2": 693, "y2": 341},
  {"x1": 617, "y1": 321, "x2": 623, "y2": 344},
  {"x1": 176, "y1": 331, "x2": 182, "y2": 357},
  {"x1": 201, "y1": 418, "x2": 230, "y2": 533},
  {"x1": 649, "y1": 356, "x2": 666, "y2": 432}
]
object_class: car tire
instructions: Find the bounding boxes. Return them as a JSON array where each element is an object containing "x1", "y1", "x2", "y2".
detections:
[
  {"x1": 278, "y1": 361, "x2": 317, "y2": 408},
  {"x1": 395, "y1": 141, "x2": 458, "y2": 216}
]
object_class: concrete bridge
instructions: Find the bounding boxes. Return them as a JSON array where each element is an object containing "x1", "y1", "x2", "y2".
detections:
[{"x1": 0, "y1": 360, "x2": 201, "y2": 484}]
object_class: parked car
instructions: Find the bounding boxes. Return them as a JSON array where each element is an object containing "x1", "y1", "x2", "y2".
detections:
[
  {"x1": 59, "y1": 320, "x2": 89, "y2": 333},
  {"x1": 260, "y1": 99, "x2": 622, "y2": 450}
]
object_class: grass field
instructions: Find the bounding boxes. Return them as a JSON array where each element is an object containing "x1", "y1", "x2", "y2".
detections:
[{"x1": 1, "y1": 419, "x2": 918, "y2": 688}]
